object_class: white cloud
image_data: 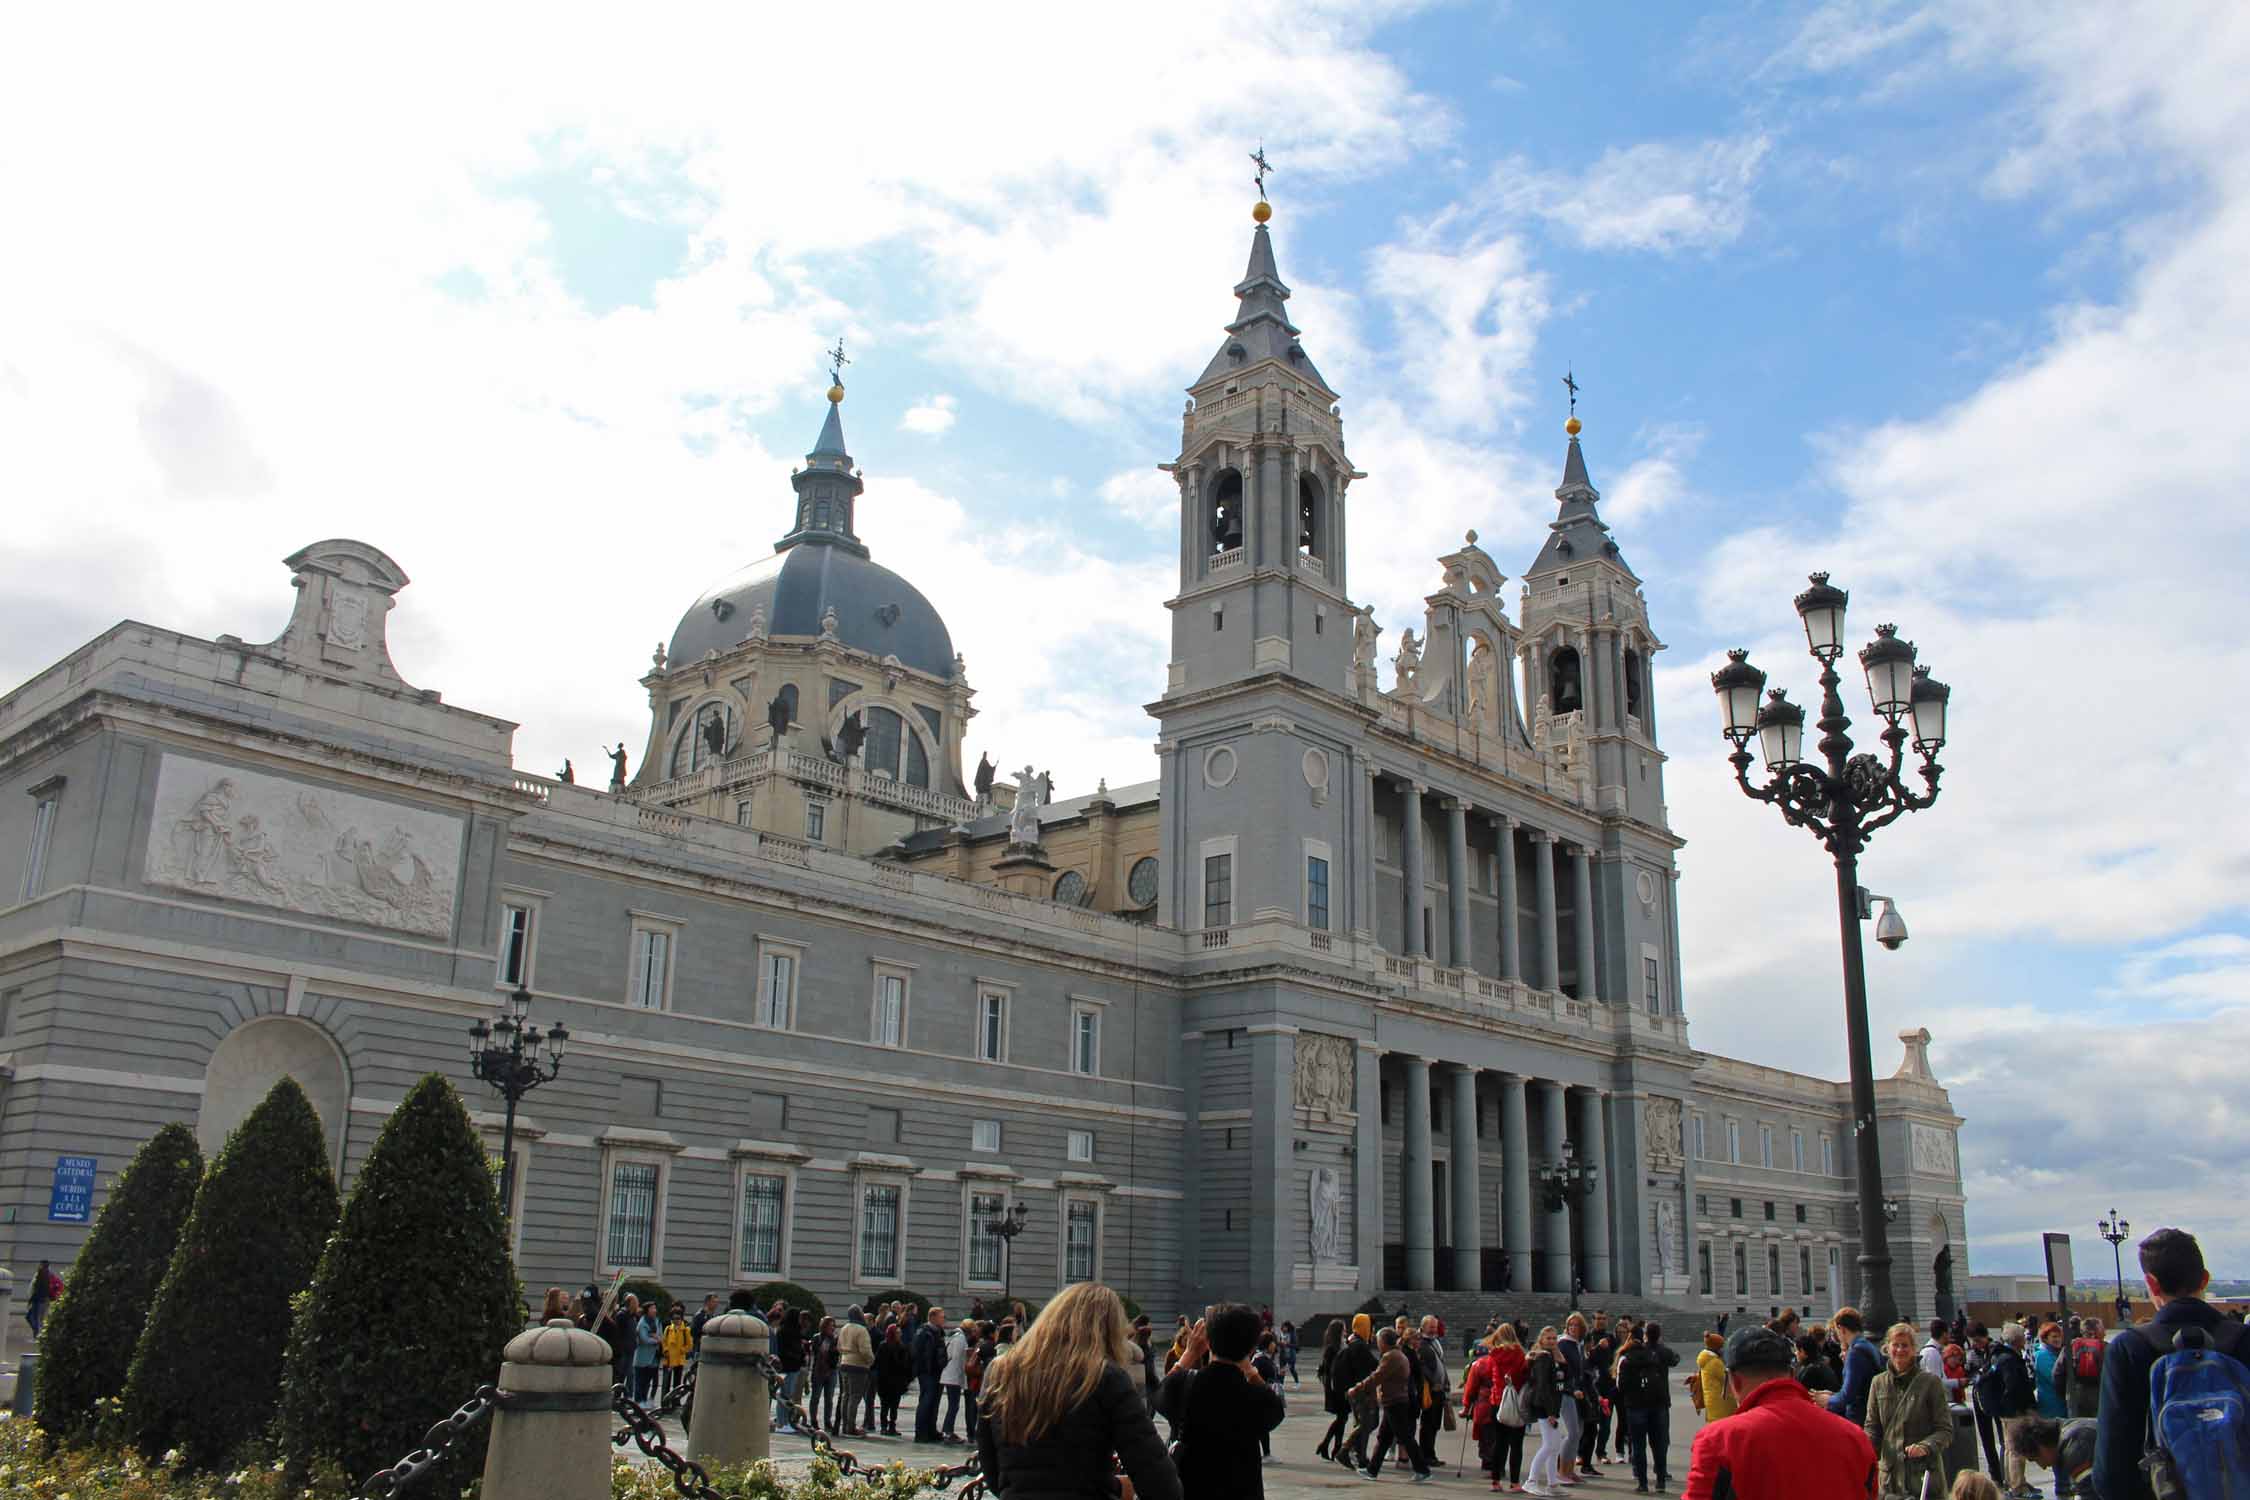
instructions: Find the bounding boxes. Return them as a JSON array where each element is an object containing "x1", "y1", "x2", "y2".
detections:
[
  {"x1": 1496, "y1": 135, "x2": 1773, "y2": 253},
  {"x1": 1604, "y1": 423, "x2": 1706, "y2": 528},
  {"x1": 1368, "y1": 227, "x2": 1551, "y2": 432},
  {"x1": 1100, "y1": 468, "x2": 1179, "y2": 531},
  {"x1": 899, "y1": 394, "x2": 957, "y2": 435}
]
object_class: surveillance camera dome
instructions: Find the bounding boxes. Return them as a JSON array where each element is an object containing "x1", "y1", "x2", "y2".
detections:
[{"x1": 1874, "y1": 898, "x2": 1909, "y2": 951}]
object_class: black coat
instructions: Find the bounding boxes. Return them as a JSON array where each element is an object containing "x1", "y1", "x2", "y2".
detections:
[
  {"x1": 873, "y1": 1340, "x2": 914, "y2": 1400},
  {"x1": 1330, "y1": 1337, "x2": 1378, "y2": 1409},
  {"x1": 976, "y1": 1361, "x2": 1182, "y2": 1500},
  {"x1": 1155, "y1": 1363, "x2": 1286, "y2": 1500},
  {"x1": 1523, "y1": 1351, "x2": 1564, "y2": 1421}
]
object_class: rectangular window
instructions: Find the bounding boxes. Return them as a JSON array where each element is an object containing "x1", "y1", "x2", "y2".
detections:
[
  {"x1": 1769, "y1": 1245, "x2": 1782, "y2": 1295},
  {"x1": 1792, "y1": 1130, "x2": 1805, "y2": 1173},
  {"x1": 1763, "y1": 1201, "x2": 1775, "y2": 1221},
  {"x1": 1064, "y1": 1198, "x2": 1097, "y2": 1284},
  {"x1": 872, "y1": 971, "x2": 907, "y2": 1047},
  {"x1": 497, "y1": 902, "x2": 534, "y2": 988},
  {"x1": 737, "y1": 1172, "x2": 785, "y2": 1277},
  {"x1": 1644, "y1": 954, "x2": 1661, "y2": 1015},
  {"x1": 978, "y1": 991, "x2": 1007, "y2": 1062},
  {"x1": 736, "y1": 801, "x2": 754, "y2": 826},
  {"x1": 1066, "y1": 1128, "x2": 1094, "y2": 1163},
  {"x1": 20, "y1": 790, "x2": 59, "y2": 902},
  {"x1": 858, "y1": 1183, "x2": 901, "y2": 1282},
  {"x1": 1730, "y1": 1197, "x2": 1743, "y2": 1219},
  {"x1": 1727, "y1": 1119, "x2": 1741, "y2": 1163},
  {"x1": 1306, "y1": 855, "x2": 1331, "y2": 932},
  {"x1": 1821, "y1": 1136, "x2": 1836, "y2": 1176},
  {"x1": 1693, "y1": 1115, "x2": 1706, "y2": 1159},
  {"x1": 1795, "y1": 1203, "x2": 1807, "y2": 1224},
  {"x1": 1800, "y1": 1247, "x2": 1814, "y2": 1293},
  {"x1": 805, "y1": 801, "x2": 827, "y2": 843},
  {"x1": 971, "y1": 1119, "x2": 1001, "y2": 1154},
  {"x1": 605, "y1": 1160, "x2": 660, "y2": 1270},
  {"x1": 628, "y1": 925, "x2": 672, "y2": 1010},
  {"x1": 1699, "y1": 1244, "x2": 1713, "y2": 1296},
  {"x1": 867, "y1": 1107, "x2": 901, "y2": 1144},
  {"x1": 1734, "y1": 1243, "x2": 1748, "y2": 1297},
  {"x1": 757, "y1": 949, "x2": 796, "y2": 1030},
  {"x1": 967, "y1": 1189, "x2": 1006, "y2": 1284},
  {"x1": 1696, "y1": 1193, "x2": 1708, "y2": 1216},
  {"x1": 1203, "y1": 853, "x2": 1232, "y2": 929},
  {"x1": 1071, "y1": 1006, "x2": 1100, "y2": 1077},
  {"x1": 1827, "y1": 1247, "x2": 1840, "y2": 1293},
  {"x1": 1760, "y1": 1125, "x2": 1773, "y2": 1168}
]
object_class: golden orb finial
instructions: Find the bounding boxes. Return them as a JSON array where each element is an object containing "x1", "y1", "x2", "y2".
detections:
[
  {"x1": 827, "y1": 382, "x2": 845, "y2": 405},
  {"x1": 1252, "y1": 199, "x2": 1272, "y2": 224},
  {"x1": 1565, "y1": 415, "x2": 1582, "y2": 437}
]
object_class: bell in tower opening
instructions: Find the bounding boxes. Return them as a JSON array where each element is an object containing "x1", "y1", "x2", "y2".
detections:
[
  {"x1": 1210, "y1": 470, "x2": 1244, "y2": 552},
  {"x1": 1550, "y1": 645, "x2": 1584, "y2": 714}
]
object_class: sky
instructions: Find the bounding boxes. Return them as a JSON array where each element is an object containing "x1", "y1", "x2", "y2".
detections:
[{"x1": 3, "y1": 0, "x2": 2245, "y2": 1277}]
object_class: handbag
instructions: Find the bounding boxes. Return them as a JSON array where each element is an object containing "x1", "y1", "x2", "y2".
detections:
[
  {"x1": 1497, "y1": 1382, "x2": 1526, "y2": 1427},
  {"x1": 1443, "y1": 1401, "x2": 1458, "y2": 1431}
]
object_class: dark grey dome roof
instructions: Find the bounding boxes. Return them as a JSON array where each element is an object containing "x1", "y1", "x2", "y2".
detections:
[{"x1": 670, "y1": 545, "x2": 956, "y2": 680}]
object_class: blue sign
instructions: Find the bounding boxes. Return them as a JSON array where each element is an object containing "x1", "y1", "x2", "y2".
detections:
[{"x1": 48, "y1": 1156, "x2": 97, "y2": 1223}]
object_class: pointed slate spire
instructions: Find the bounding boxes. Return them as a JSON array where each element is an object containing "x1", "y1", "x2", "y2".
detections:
[
  {"x1": 775, "y1": 381, "x2": 868, "y2": 557},
  {"x1": 1193, "y1": 205, "x2": 1332, "y2": 393},
  {"x1": 1528, "y1": 419, "x2": 1636, "y2": 579},
  {"x1": 810, "y1": 392, "x2": 849, "y2": 460}
]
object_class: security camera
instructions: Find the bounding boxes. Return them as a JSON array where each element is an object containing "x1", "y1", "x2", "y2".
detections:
[{"x1": 1856, "y1": 887, "x2": 1909, "y2": 950}]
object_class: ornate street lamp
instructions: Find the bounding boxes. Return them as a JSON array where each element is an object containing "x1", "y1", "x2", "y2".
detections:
[
  {"x1": 1538, "y1": 1140, "x2": 1600, "y2": 1307},
  {"x1": 1711, "y1": 575, "x2": 1951, "y2": 1331},
  {"x1": 2099, "y1": 1210, "x2": 2133, "y2": 1326},
  {"x1": 469, "y1": 983, "x2": 568, "y2": 1222},
  {"x1": 985, "y1": 1201, "x2": 1030, "y2": 1309}
]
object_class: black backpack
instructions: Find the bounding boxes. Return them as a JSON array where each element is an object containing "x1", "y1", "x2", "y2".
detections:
[
  {"x1": 1976, "y1": 1347, "x2": 2033, "y2": 1417},
  {"x1": 1617, "y1": 1350, "x2": 1664, "y2": 1407}
]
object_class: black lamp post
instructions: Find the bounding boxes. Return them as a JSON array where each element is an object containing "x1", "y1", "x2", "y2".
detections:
[
  {"x1": 986, "y1": 1201, "x2": 1030, "y2": 1309},
  {"x1": 2099, "y1": 1209, "x2": 2133, "y2": 1325},
  {"x1": 1538, "y1": 1140, "x2": 1600, "y2": 1308},
  {"x1": 1711, "y1": 573, "x2": 1951, "y2": 1333},
  {"x1": 469, "y1": 983, "x2": 568, "y2": 1221}
]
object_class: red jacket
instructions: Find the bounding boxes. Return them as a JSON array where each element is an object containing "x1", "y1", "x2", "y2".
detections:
[
  {"x1": 1683, "y1": 1373, "x2": 1876, "y2": 1500},
  {"x1": 1462, "y1": 1345, "x2": 1529, "y2": 1430}
]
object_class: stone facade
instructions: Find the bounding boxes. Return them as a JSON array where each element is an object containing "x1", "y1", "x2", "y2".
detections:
[{"x1": 0, "y1": 210, "x2": 1968, "y2": 1325}]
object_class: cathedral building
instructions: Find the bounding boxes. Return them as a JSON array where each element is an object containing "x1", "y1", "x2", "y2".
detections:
[{"x1": 0, "y1": 199, "x2": 1968, "y2": 1324}]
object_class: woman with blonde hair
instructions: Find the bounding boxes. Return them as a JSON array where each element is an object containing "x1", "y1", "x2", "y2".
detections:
[
  {"x1": 1864, "y1": 1320, "x2": 1951, "y2": 1498},
  {"x1": 1949, "y1": 1473, "x2": 2003, "y2": 1500},
  {"x1": 974, "y1": 1282, "x2": 1180, "y2": 1499}
]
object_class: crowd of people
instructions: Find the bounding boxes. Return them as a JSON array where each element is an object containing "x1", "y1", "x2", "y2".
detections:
[{"x1": 526, "y1": 1224, "x2": 2242, "y2": 1500}]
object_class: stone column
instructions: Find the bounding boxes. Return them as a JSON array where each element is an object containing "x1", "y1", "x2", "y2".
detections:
[
  {"x1": 1532, "y1": 832, "x2": 1560, "y2": 992},
  {"x1": 1402, "y1": 1055, "x2": 1435, "y2": 1290},
  {"x1": 1401, "y1": 783, "x2": 1427, "y2": 957},
  {"x1": 1535, "y1": 1080, "x2": 1571, "y2": 1292},
  {"x1": 1571, "y1": 844, "x2": 1600, "y2": 1003},
  {"x1": 1579, "y1": 1090, "x2": 1613, "y2": 1294},
  {"x1": 1495, "y1": 816, "x2": 1521, "y2": 982},
  {"x1": 1444, "y1": 799, "x2": 1471, "y2": 968},
  {"x1": 1448, "y1": 1066, "x2": 1481, "y2": 1290},
  {"x1": 480, "y1": 1319, "x2": 616, "y2": 1500},
  {"x1": 1355, "y1": 1043, "x2": 1384, "y2": 1292},
  {"x1": 1353, "y1": 760, "x2": 1378, "y2": 937},
  {"x1": 688, "y1": 1312, "x2": 773, "y2": 1467},
  {"x1": 1499, "y1": 1076, "x2": 1533, "y2": 1294}
]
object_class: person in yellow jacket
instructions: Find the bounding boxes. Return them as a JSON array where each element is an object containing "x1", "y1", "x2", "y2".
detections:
[
  {"x1": 659, "y1": 1308, "x2": 694, "y2": 1397},
  {"x1": 1697, "y1": 1330, "x2": 1738, "y2": 1421}
]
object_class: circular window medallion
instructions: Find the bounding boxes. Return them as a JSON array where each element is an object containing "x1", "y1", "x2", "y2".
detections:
[
  {"x1": 1128, "y1": 856, "x2": 1159, "y2": 908},
  {"x1": 1203, "y1": 744, "x2": 1238, "y2": 788},
  {"x1": 1635, "y1": 869, "x2": 1659, "y2": 910},
  {"x1": 1054, "y1": 870, "x2": 1088, "y2": 907},
  {"x1": 1301, "y1": 747, "x2": 1331, "y2": 791}
]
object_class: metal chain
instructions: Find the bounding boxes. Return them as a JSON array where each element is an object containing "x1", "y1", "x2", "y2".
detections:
[{"x1": 355, "y1": 1384, "x2": 500, "y2": 1500}]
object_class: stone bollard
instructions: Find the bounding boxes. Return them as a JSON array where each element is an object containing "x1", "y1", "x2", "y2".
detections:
[
  {"x1": 686, "y1": 1312, "x2": 770, "y2": 1468},
  {"x1": 0, "y1": 1268, "x2": 16, "y2": 1411},
  {"x1": 480, "y1": 1318, "x2": 615, "y2": 1500}
]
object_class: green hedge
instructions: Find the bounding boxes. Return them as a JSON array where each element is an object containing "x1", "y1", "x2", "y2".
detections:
[
  {"x1": 34, "y1": 1122, "x2": 204, "y2": 1439},
  {"x1": 121, "y1": 1077, "x2": 338, "y2": 1469},
  {"x1": 862, "y1": 1288, "x2": 933, "y2": 1320},
  {"x1": 746, "y1": 1280, "x2": 826, "y2": 1320},
  {"x1": 279, "y1": 1075, "x2": 520, "y2": 1495}
]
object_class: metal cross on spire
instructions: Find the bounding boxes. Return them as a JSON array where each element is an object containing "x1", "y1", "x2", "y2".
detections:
[
  {"x1": 827, "y1": 337, "x2": 851, "y2": 385},
  {"x1": 1562, "y1": 368, "x2": 1582, "y2": 416},
  {"x1": 1250, "y1": 145, "x2": 1272, "y2": 200}
]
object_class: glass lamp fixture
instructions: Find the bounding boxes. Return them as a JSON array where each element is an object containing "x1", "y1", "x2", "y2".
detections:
[
  {"x1": 1756, "y1": 689, "x2": 1806, "y2": 772},
  {"x1": 1793, "y1": 572, "x2": 1850, "y2": 661},
  {"x1": 1711, "y1": 649, "x2": 1768, "y2": 745},
  {"x1": 1859, "y1": 625, "x2": 1917, "y2": 722},
  {"x1": 1909, "y1": 667, "x2": 1951, "y2": 754}
]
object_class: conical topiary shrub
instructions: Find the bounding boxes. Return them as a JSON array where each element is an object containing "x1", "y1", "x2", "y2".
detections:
[
  {"x1": 120, "y1": 1076, "x2": 338, "y2": 1468},
  {"x1": 33, "y1": 1122, "x2": 204, "y2": 1439},
  {"x1": 279, "y1": 1074, "x2": 521, "y2": 1494}
]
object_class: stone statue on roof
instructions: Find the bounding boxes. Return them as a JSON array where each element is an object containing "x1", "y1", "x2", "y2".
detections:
[
  {"x1": 973, "y1": 752, "x2": 996, "y2": 806},
  {"x1": 1008, "y1": 766, "x2": 1046, "y2": 848}
]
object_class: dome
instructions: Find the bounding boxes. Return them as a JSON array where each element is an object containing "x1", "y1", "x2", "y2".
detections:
[{"x1": 669, "y1": 545, "x2": 956, "y2": 680}]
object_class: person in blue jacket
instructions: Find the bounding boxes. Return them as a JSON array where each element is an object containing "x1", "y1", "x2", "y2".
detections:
[{"x1": 1825, "y1": 1307, "x2": 1884, "y2": 1425}]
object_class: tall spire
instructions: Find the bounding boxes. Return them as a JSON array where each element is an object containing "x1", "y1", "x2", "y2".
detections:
[
  {"x1": 1193, "y1": 198, "x2": 1332, "y2": 394},
  {"x1": 775, "y1": 371, "x2": 868, "y2": 557},
  {"x1": 1528, "y1": 415, "x2": 1635, "y2": 579}
]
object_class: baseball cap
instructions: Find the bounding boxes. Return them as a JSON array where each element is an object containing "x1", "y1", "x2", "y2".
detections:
[{"x1": 1721, "y1": 1325, "x2": 1795, "y2": 1372}]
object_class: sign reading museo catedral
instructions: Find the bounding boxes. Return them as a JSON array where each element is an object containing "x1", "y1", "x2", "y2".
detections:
[{"x1": 48, "y1": 1155, "x2": 97, "y2": 1223}]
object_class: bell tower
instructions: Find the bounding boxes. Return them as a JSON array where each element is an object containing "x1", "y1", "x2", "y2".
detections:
[{"x1": 1160, "y1": 197, "x2": 1361, "y2": 702}]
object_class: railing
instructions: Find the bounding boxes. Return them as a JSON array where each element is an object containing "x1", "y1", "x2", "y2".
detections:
[
  {"x1": 784, "y1": 751, "x2": 845, "y2": 790},
  {"x1": 637, "y1": 806, "x2": 687, "y2": 837},
  {"x1": 1310, "y1": 931, "x2": 1332, "y2": 953},
  {"x1": 1209, "y1": 547, "x2": 1244, "y2": 573},
  {"x1": 857, "y1": 772, "x2": 977, "y2": 823},
  {"x1": 1435, "y1": 968, "x2": 1466, "y2": 993},
  {"x1": 1383, "y1": 955, "x2": 1419, "y2": 980},
  {"x1": 754, "y1": 832, "x2": 811, "y2": 867},
  {"x1": 1201, "y1": 928, "x2": 1231, "y2": 949}
]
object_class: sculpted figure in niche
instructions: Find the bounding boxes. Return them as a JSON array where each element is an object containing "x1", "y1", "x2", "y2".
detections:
[
  {"x1": 177, "y1": 777, "x2": 240, "y2": 885},
  {"x1": 766, "y1": 691, "x2": 792, "y2": 746},
  {"x1": 1309, "y1": 1166, "x2": 1343, "y2": 1265},
  {"x1": 1393, "y1": 628, "x2": 1422, "y2": 694},
  {"x1": 1467, "y1": 635, "x2": 1500, "y2": 726},
  {"x1": 1655, "y1": 1199, "x2": 1677, "y2": 1281},
  {"x1": 231, "y1": 815, "x2": 288, "y2": 896}
]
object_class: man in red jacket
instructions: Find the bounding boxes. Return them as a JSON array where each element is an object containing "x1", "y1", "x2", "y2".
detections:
[{"x1": 1684, "y1": 1325, "x2": 1877, "y2": 1499}]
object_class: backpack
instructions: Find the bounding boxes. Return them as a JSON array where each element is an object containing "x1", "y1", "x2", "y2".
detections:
[
  {"x1": 1617, "y1": 1351, "x2": 1663, "y2": 1407},
  {"x1": 2139, "y1": 1322, "x2": 2250, "y2": 1500},
  {"x1": 1976, "y1": 1348, "x2": 2033, "y2": 1417},
  {"x1": 2072, "y1": 1338, "x2": 2104, "y2": 1382}
]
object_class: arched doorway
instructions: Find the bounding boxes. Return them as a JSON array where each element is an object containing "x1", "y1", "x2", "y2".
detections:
[{"x1": 199, "y1": 1015, "x2": 350, "y2": 1171}]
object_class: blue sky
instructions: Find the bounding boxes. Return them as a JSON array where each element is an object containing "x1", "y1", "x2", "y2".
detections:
[{"x1": 3, "y1": 1, "x2": 2244, "y2": 1274}]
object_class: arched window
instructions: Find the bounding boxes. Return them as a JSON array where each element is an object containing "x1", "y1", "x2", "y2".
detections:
[
  {"x1": 671, "y1": 701, "x2": 737, "y2": 776},
  {"x1": 1624, "y1": 650, "x2": 1644, "y2": 720},
  {"x1": 200, "y1": 1016, "x2": 349, "y2": 1171},
  {"x1": 1550, "y1": 646, "x2": 1583, "y2": 713},
  {"x1": 905, "y1": 730, "x2": 929, "y2": 788},
  {"x1": 1208, "y1": 470, "x2": 1243, "y2": 554},
  {"x1": 1297, "y1": 474, "x2": 1322, "y2": 559},
  {"x1": 864, "y1": 706, "x2": 903, "y2": 779},
  {"x1": 773, "y1": 684, "x2": 799, "y2": 731}
]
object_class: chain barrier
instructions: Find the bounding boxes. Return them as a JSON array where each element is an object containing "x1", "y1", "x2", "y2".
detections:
[{"x1": 355, "y1": 1384, "x2": 500, "y2": 1500}]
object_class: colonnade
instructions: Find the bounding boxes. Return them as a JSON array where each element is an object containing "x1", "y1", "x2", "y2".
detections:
[
  {"x1": 1363, "y1": 769, "x2": 1601, "y2": 1003},
  {"x1": 1361, "y1": 1053, "x2": 1617, "y2": 1296}
]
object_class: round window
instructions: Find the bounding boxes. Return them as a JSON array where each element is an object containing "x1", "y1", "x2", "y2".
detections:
[
  {"x1": 1127, "y1": 856, "x2": 1159, "y2": 908},
  {"x1": 1053, "y1": 870, "x2": 1088, "y2": 907}
]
